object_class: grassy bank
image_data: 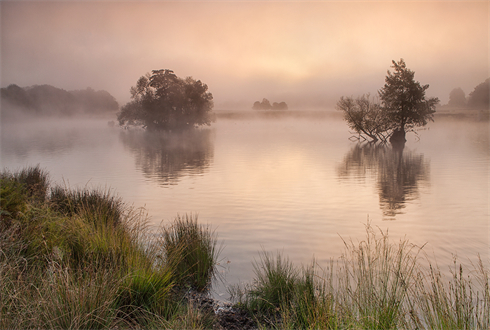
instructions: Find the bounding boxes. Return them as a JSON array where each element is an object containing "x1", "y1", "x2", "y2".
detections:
[
  {"x1": 231, "y1": 225, "x2": 489, "y2": 329},
  {"x1": 1, "y1": 166, "x2": 489, "y2": 329},
  {"x1": 0, "y1": 165, "x2": 220, "y2": 329}
]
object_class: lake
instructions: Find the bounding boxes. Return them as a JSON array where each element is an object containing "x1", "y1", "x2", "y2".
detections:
[{"x1": 1, "y1": 110, "x2": 489, "y2": 300}]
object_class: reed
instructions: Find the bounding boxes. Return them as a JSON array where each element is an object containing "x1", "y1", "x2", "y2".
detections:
[
  {"x1": 232, "y1": 223, "x2": 489, "y2": 330},
  {"x1": 412, "y1": 256, "x2": 489, "y2": 329}
]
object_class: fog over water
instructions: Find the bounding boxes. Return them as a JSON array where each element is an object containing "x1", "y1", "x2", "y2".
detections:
[
  {"x1": 1, "y1": 1, "x2": 489, "y2": 301},
  {"x1": 1, "y1": 1, "x2": 488, "y2": 108},
  {"x1": 1, "y1": 113, "x2": 488, "y2": 299}
]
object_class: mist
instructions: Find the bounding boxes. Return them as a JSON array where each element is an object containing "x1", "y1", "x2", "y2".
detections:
[{"x1": 1, "y1": 1, "x2": 488, "y2": 110}]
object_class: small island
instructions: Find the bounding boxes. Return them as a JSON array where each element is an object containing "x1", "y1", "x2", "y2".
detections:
[{"x1": 252, "y1": 98, "x2": 288, "y2": 110}]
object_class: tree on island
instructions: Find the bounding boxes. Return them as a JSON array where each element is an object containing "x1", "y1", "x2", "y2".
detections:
[
  {"x1": 252, "y1": 98, "x2": 288, "y2": 110},
  {"x1": 117, "y1": 69, "x2": 214, "y2": 130},
  {"x1": 447, "y1": 87, "x2": 467, "y2": 108},
  {"x1": 337, "y1": 59, "x2": 439, "y2": 145}
]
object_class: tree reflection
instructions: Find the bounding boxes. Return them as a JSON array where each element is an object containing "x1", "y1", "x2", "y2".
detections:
[
  {"x1": 338, "y1": 143, "x2": 430, "y2": 219},
  {"x1": 120, "y1": 128, "x2": 214, "y2": 186}
]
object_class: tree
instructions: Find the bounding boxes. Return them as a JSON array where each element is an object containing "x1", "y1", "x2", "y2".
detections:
[
  {"x1": 467, "y1": 78, "x2": 489, "y2": 109},
  {"x1": 336, "y1": 94, "x2": 390, "y2": 142},
  {"x1": 378, "y1": 59, "x2": 439, "y2": 140},
  {"x1": 272, "y1": 101, "x2": 288, "y2": 110},
  {"x1": 448, "y1": 87, "x2": 467, "y2": 108},
  {"x1": 252, "y1": 101, "x2": 262, "y2": 110},
  {"x1": 338, "y1": 59, "x2": 439, "y2": 145},
  {"x1": 117, "y1": 69, "x2": 214, "y2": 130}
]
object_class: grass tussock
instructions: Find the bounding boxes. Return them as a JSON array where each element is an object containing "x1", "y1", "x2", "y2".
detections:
[
  {"x1": 0, "y1": 166, "x2": 220, "y2": 329},
  {"x1": 232, "y1": 224, "x2": 490, "y2": 329},
  {"x1": 160, "y1": 214, "x2": 222, "y2": 292}
]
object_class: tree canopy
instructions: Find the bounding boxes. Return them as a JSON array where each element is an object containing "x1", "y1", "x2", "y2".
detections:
[
  {"x1": 378, "y1": 59, "x2": 439, "y2": 134},
  {"x1": 467, "y1": 78, "x2": 489, "y2": 109},
  {"x1": 252, "y1": 98, "x2": 288, "y2": 110},
  {"x1": 448, "y1": 87, "x2": 466, "y2": 108},
  {"x1": 337, "y1": 59, "x2": 439, "y2": 144},
  {"x1": 117, "y1": 69, "x2": 214, "y2": 130},
  {"x1": 0, "y1": 84, "x2": 118, "y2": 120}
]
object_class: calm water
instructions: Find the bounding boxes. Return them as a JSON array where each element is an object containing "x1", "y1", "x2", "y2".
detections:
[{"x1": 1, "y1": 111, "x2": 489, "y2": 300}]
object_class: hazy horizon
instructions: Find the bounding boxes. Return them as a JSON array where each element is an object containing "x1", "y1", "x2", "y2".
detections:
[{"x1": 1, "y1": 1, "x2": 488, "y2": 110}]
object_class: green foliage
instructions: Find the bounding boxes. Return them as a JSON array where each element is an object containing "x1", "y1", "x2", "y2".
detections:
[
  {"x1": 249, "y1": 251, "x2": 299, "y2": 312},
  {"x1": 0, "y1": 166, "x2": 220, "y2": 329},
  {"x1": 118, "y1": 69, "x2": 214, "y2": 130},
  {"x1": 160, "y1": 214, "x2": 221, "y2": 291},
  {"x1": 233, "y1": 223, "x2": 489, "y2": 330},
  {"x1": 413, "y1": 257, "x2": 489, "y2": 329},
  {"x1": 50, "y1": 185, "x2": 124, "y2": 228},
  {"x1": 379, "y1": 59, "x2": 439, "y2": 133},
  {"x1": 338, "y1": 59, "x2": 439, "y2": 143},
  {"x1": 0, "y1": 177, "x2": 27, "y2": 224}
]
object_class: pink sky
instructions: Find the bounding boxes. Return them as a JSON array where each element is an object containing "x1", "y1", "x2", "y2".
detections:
[{"x1": 1, "y1": 1, "x2": 488, "y2": 109}]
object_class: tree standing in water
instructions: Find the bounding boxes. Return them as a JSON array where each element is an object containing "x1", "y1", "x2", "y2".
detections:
[
  {"x1": 378, "y1": 59, "x2": 439, "y2": 144},
  {"x1": 117, "y1": 69, "x2": 214, "y2": 131}
]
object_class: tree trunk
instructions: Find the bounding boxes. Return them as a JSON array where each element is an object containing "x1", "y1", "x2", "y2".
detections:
[{"x1": 390, "y1": 128, "x2": 406, "y2": 149}]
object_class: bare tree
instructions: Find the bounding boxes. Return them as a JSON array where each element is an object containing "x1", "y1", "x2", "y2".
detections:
[{"x1": 337, "y1": 94, "x2": 391, "y2": 143}]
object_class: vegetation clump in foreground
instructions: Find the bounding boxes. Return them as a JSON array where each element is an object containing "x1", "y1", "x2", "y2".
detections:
[
  {"x1": 1, "y1": 166, "x2": 489, "y2": 329},
  {"x1": 231, "y1": 224, "x2": 489, "y2": 329},
  {"x1": 0, "y1": 165, "x2": 220, "y2": 329}
]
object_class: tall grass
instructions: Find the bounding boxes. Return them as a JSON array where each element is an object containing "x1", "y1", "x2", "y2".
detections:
[
  {"x1": 1, "y1": 166, "x2": 220, "y2": 329},
  {"x1": 0, "y1": 164, "x2": 49, "y2": 225},
  {"x1": 159, "y1": 214, "x2": 221, "y2": 292},
  {"x1": 232, "y1": 223, "x2": 490, "y2": 329}
]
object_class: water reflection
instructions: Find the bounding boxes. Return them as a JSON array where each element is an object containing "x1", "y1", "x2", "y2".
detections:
[
  {"x1": 338, "y1": 143, "x2": 430, "y2": 219},
  {"x1": 119, "y1": 129, "x2": 214, "y2": 186}
]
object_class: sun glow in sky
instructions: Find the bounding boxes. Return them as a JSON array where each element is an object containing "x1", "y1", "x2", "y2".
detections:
[{"x1": 1, "y1": 1, "x2": 488, "y2": 109}]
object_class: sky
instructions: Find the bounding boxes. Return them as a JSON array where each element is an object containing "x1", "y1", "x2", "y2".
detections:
[{"x1": 1, "y1": 1, "x2": 489, "y2": 110}]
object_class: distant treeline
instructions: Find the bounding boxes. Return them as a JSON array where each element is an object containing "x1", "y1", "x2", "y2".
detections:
[
  {"x1": 440, "y1": 78, "x2": 489, "y2": 110},
  {"x1": 1, "y1": 84, "x2": 119, "y2": 119},
  {"x1": 252, "y1": 98, "x2": 288, "y2": 110}
]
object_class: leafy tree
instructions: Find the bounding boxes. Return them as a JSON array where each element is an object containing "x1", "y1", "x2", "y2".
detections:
[
  {"x1": 467, "y1": 78, "x2": 489, "y2": 109},
  {"x1": 253, "y1": 98, "x2": 287, "y2": 110},
  {"x1": 252, "y1": 101, "x2": 262, "y2": 110},
  {"x1": 260, "y1": 98, "x2": 272, "y2": 110},
  {"x1": 338, "y1": 59, "x2": 439, "y2": 144},
  {"x1": 272, "y1": 101, "x2": 288, "y2": 110},
  {"x1": 378, "y1": 59, "x2": 439, "y2": 137},
  {"x1": 117, "y1": 69, "x2": 214, "y2": 130},
  {"x1": 448, "y1": 87, "x2": 466, "y2": 108}
]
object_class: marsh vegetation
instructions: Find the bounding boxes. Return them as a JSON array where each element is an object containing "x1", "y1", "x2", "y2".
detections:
[
  {"x1": 0, "y1": 166, "x2": 220, "y2": 329},
  {"x1": 1, "y1": 166, "x2": 488, "y2": 329}
]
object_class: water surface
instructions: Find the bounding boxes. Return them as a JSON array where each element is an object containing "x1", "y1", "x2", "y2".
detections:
[{"x1": 1, "y1": 111, "x2": 488, "y2": 299}]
